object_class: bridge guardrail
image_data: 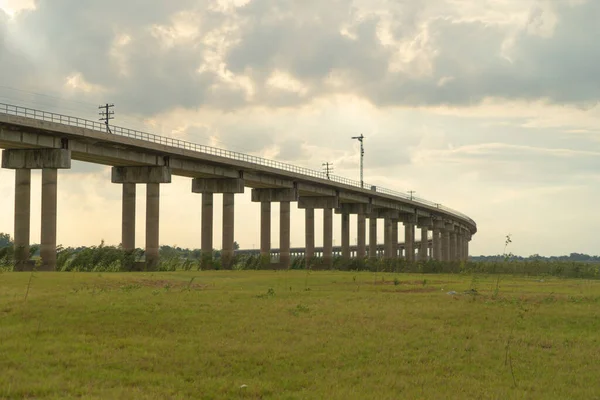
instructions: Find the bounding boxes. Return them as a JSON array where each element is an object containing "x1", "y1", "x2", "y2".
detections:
[{"x1": 0, "y1": 102, "x2": 475, "y2": 226}]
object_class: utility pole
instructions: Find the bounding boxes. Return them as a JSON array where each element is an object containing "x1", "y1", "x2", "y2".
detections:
[
  {"x1": 322, "y1": 162, "x2": 333, "y2": 179},
  {"x1": 408, "y1": 190, "x2": 416, "y2": 201},
  {"x1": 351, "y1": 134, "x2": 365, "y2": 188},
  {"x1": 98, "y1": 103, "x2": 114, "y2": 134}
]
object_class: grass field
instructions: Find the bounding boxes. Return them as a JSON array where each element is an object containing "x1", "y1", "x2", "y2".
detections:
[{"x1": 1, "y1": 270, "x2": 599, "y2": 399}]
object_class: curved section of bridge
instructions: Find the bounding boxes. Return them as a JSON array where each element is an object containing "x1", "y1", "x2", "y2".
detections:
[{"x1": 0, "y1": 102, "x2": 476, "y2": 270}]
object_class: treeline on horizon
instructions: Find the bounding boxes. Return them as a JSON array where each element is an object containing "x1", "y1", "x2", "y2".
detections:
[
  {"x1": 1, "y1": 233, "x2": 599, "y2": 279},
  {"x1": 471, "y1": 253, "x2": 600, "y2": 263}
]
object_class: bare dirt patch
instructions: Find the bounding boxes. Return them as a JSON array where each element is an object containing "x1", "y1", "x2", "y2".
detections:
[
  {"x1": 370, "y1": 279, "x2": 451, "y2": 286},
  {"x1": 73, "y1": 278, "x2": 209, "y2": 292},
  {"x1": 382, "y1": 287, "x2": 438, "y2": 294}
]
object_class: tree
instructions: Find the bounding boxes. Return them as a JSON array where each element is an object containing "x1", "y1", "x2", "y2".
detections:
[
  {"x1": 0, "y1": 233, "x2": 12, "y2": 248},
  {"x1": 234, "y1": 241, "x2": 240, "y2": 250}
]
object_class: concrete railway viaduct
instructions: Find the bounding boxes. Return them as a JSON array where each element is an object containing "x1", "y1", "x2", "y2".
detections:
[{"x1": 0, "y1": 103, "x2": 477, "y2": 270}]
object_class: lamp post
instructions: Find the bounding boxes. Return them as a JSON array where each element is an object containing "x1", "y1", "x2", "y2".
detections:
[{"x1": 351, "y1": 134, "x2": 365, "y2": 188}]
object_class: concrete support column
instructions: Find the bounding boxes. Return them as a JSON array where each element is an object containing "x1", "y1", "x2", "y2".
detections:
[
  {"x1": 456, "y1": 233, "x2": 463, "y2": 261},
  {"x1": 201, "y1": 193, "x2": 214, "y2": 267},
  {"x1": 384, "y1": 217, "x2": 392, "y2": 259},
  {"x1": 404, "y1": 222, "x2": 415, "y2": 262},
  {"x1": 222, "y1": 193, "x2": 235, "y2": 269},
  {"x1": 450, "y1": 231, "x2": 457, "y2": 261},
  {"x1": 391, "y1": 220, "x2": 399, "y2": 259},
  {"x1": 40, "y1": 169, "x2": 58, "y2": 271},
  {"x1": 341, "y1": 211, "x2": 350, "y2": 259},
  {"x1": 357, "y1": 211, "x2": 366, "y2": 258},
  {"x1": 432, "y1": 221, "x2": 444, "y2": 261},
  {"x1": 442, "y1": 228, "x2": 451, "y2": 262},
  {"x1": 323, "y1": 208, "x2": 333, "y2": 267},
  {"x1": 433, "y1": 229, "x2": 441, "y2": 261},
  {"x1": 122, "y1": 183, "x2": 136, "y2": 252},
  {"x1": 260, "y1": 201, "x2": 271, "y2": 264},
  {"x1": 465, "y1": 236, "x2": 471, "y2": 260},
  {"x1": 305, "y1": 208, "x2": 315, "y2": 265},
  {"x1": 14, "y1": 169, "x2": 31, "y2": 267},
  {"x1": 419, "y1": 226, "x2": 428, "y2": 262},
  {"x1": 145, "y1": 183, "x2": 160, "y2": 269},
  {"x1": 369, "y1": 215, "x2": 377, "y2": 259},
  {"x1": 4, "y1": 149, "x2": 72, "y2": 270},
  {"x1": 280, "y1": 201, "x2": 291, "y2": 269},
  {"x1": 111, "y1": 166, "x2": 171, "y2": 270}
]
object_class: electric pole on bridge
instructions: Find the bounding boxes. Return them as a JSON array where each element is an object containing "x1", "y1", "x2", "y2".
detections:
[
  {"x1": 99, "y1": 103, "x2": 114, "y2": 134},
  {"x1": 408, "y1": 190, "x2": 416, "y2": 201},
  {"x1": 322, "y1": 162, "x2": 334, "y2": 179},
  {"x1": 351, "y1": 134, "x2": 365, "y2": 188}
]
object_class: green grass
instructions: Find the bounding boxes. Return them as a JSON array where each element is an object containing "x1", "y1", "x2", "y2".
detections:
[{"x1": 1, "y1": 270, "x2": 599, "y2": 399}]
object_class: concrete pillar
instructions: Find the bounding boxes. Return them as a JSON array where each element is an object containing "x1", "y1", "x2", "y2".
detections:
[
  {"x1": 201, "y1": 193, "x2": 213, "y2": 267},
  {"x1": 341, "y1": 211, "x2": 350, "y2": 259},
  {"x1": 323, "y1": 208, "x2": 333, "y2": 267},
  {"x1": 121, "y1": 183, "x2": 136, "y2": 252},
  {"x1": 222, "y1": 193, "x2": 235, "y2": 269},
  {"x1": 305, "y1": 208, "x2": 315, "y2": 265},
  {"x1": 260, "y1": 201, "x2": 271, "y2": 264},
  {"x1": 391, "y1": 220, "x2": 398, "y2": 259},
  {"x1": 450, "y1": 231, "x2": 457, "y2": 261},
  {"x1": 442, "y1": 226, "x2": 451, "y2": 262},
  {"x1": 404, "y1": 222, "x2": 415, "y2": 262},
  {"x1": 419, "y1": 226, "x2": 428, "y2": 262},
  {"x1": 369, "y1": 214, "x2": 377, "y2": 259},
  {"x1": 433, "y1": 221, "x2": 445, "y2": 261},
  {"x1": 280, "y1": 201, "x2": 291, "y2": 269},
  {"x1": 384, "y1": 217, "x2": 392, "y2": 259},
  {"x1": 145, "y1": 183, "x2": 160, "y2": 269},
  {"x1": 456, "y1": 232, "x2": 463, "y2": 261},
  {"x1": 40, "y1": 168, "x2": 58, "y2": 271},
  {"x1": 357, "y1": 210, "x2": 366, "y2": 258},
  {"x1": 14, "y1": 169, "x2": 31, "y2": 267},
  {"x1": 432, "y1": 228, "x2": 440, "y2": 261}
]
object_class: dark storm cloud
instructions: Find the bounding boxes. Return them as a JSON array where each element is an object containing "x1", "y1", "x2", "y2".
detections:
[
  {"x1": 8, "y1": 0, "x2": 235, "y2": 115},
  {"x1": 371, "y1": 2, "x2": 600, "y2": 107},
  {"x1": 227, "y1": 0, "x2": 389, "y2": 84},
  {"x1": 3, "y1": 0, "x2": 600, "y2": 115},
  {"x1": 226, "y1": 0, "x2": 600, "y2": 108}
]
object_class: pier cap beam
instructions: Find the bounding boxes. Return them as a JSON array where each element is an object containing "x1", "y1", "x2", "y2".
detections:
[
  {"x1": 2, "y1": 149, "x2": 71, "y2": 169},
  {"x1": 433, "y1": 219, "x2": 446, "y2": 230},
  {"x1": 111, "y1": 166, "x2": 171, "y2": 184},
  {"x1": 335, "y1": 203, "x2": 372, "y2": 215},
  {"x1": 417, "y1": 217, "x2": 433, "y2": 228},
  {"x1": 252, "y1": 188, "x2": 298, "y2": 203},
  {"x1": 400, "y1": 214, "x2": 417, "y2": 224},
  {"x1": 296, "y1": 183, "x2": 336, "y2": 197},
  {"x1": 192, "y1": 178, "x2": 245, "y2": 194},
  {"x1": 371, "y1": 209, "x2": 400, "y2": 220},
  {"x1": 298, "y1": 196, "x2": 339, "y2": 209}
]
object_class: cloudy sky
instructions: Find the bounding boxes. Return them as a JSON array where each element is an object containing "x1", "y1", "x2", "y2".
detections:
[{"x1": 1, "y1": 0, "x2": 599, "y2": 256}]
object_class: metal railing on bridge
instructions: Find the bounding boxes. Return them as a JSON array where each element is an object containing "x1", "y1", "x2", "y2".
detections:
[{"x1": 0, "y1": 102, "x2": 475, "y2": 226}]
